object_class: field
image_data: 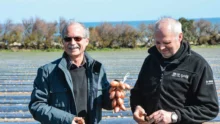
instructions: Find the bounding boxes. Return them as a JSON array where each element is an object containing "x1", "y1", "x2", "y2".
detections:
[{"x1": 0, "y1": 47, "x2": 220, "y2": 124}]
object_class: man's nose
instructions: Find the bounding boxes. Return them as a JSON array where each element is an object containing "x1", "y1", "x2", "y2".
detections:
[
  {"x1": 159, "y1": 44, "x2": 165, "y2": 50},
  {"x1": 70, "y1": 38, "x2": 77, "y2": 43}
]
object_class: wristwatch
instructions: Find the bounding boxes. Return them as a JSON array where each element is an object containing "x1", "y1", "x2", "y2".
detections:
[{"x1": 171, "y1": 112, "x2": 178, "y2": 123}]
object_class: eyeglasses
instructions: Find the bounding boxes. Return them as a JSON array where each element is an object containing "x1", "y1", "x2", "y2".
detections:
[{"x1": 63, "y1": 36, "x2": 85, "y2": 42}]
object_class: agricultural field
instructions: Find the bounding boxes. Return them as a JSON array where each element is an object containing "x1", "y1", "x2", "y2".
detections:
[{"x1": 0, "y1": 47, "x2": 220, "y2": 124}]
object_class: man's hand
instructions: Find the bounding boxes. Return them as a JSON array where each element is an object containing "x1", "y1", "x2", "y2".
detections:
[
  {"x1": 133, "y1": 105, "x2": 148, "y2": 123},
  {"x1": 109, "y1": 80, "x2": 131, "y2": 112},
  {"x1": 147, "y1": 110, "x2": 172, "y2": 124},
  {"x1": 72, "y1": 117, "x2": 85, "y2": 124}
]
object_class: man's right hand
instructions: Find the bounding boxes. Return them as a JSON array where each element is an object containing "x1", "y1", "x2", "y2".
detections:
[
  {"x1": 133, "y1": 105, "x2": 148, "y2": 123},
  {"x1": 72, "y1": 117, "x2": 85, "y2": 124}
]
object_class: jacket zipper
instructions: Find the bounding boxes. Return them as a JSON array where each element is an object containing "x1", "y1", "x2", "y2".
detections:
[{"x1": 157, "y1": 65, "x2": 166, "y2": 108}]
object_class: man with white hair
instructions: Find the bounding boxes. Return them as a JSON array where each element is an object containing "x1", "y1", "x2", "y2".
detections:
[
  {"x1": 130, "y1": 17, "x2": 219, "y2": 124},
  {"x1": 29, "y1": 21, "x2": 128, "y2": 124}
]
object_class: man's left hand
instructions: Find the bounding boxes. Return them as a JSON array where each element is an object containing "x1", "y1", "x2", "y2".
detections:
[{"x1": 147, "y1": 110, "x2": 172, "y2": 124}]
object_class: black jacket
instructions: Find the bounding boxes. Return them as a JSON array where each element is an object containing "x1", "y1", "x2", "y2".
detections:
[{"x1": 130, "y1": 42, "x2": 219, "y2": 124}]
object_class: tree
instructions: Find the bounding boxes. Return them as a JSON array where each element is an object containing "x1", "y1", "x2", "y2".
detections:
[
  {"x1": 113, "y1": 23, "x2": 138, "y2": 48},
  {"x1": 58, "y1": 17, "x2": 67, "y2": 35},
  {"x1": 119, "y1": 24, "x2": 139, "y2": 48},
  {"x1": 178, "y1": 17, "x2": 197, "y2": 44},
  {"x1": 194, "y1": 19, "x2": 212, "y2": 45},
  {"x1": 22, "y1": 18, "x2": 34, "y2": 48},
  {"x1": 194, "y1": 19, "x2": 211, "y2": 36},
  {"x1": 0, "y1": 24, "x2": 2, "y2": 34},
  {"x1": 88, "y1": 27, "x2": 101, "y2": 49},
  {"x1": 96, "y1": 23, "x2": 114, "y2": 48},
  {"x1": 137, "y1": 23, "x2": 148, "y2": 46},
  {"x1": 146, "y1": 23, "x2": 155, "y2": 47},
  {"x1": 44, "y1": 21, "x2": 57, "y2": 49},
  {"x1": 212, "y1": 23, "x2": 220, "y2": 34},
  {"x1": 0, "y1": 24, "x2": 4, "y2": 49},
  {"x1": 8, "y1": 24, "x2": 24, "y2": 47},
  {"x1": 2, "y1": 19, "x2": 13, "y2": 49},
  {"x1": 32, "y1": 17, "x2": 47, "y2": 49}
]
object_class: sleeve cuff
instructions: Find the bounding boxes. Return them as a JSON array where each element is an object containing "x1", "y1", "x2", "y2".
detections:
[{"x1": 175, "y1": 110, "x2": 181, "y2": 123}]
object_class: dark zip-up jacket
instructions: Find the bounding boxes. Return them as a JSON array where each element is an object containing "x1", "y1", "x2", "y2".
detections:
[
  {"x1": 29, "y1": 52, "x2": 112, "y2": 124},
  {"x1": 130, "y1": 42, "x2": 219, "y2": 124}
]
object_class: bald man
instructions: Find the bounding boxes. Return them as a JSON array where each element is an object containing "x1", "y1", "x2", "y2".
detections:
[{"x1": 130, "y1": 17, "x2": 219, "y2": 124}]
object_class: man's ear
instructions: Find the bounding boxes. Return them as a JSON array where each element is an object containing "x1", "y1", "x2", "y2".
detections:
[
  {"x1": 178, "y1": 33, "x2": 183, "y2": 42},
  {"x1": 85, "y1": 38, "x2": 89, "y2": 45}
]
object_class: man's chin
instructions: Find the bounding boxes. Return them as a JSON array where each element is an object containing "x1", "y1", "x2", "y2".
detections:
[
  {"x1": 68, "y1": 49, "x2": 79, "y2": 53},
  {"x1": 162, "y1": 54, "x2": 171, "y2": 58},
  {"x1": 66, "y1": 51, "x2": 81, "y2": 57},
  {"x1": 70, "y1": 52, "x2": 81, "y2": 57}
]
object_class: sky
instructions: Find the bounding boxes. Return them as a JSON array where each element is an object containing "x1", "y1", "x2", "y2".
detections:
[{"x1": 0, "y1": 0, "x2": 220, "y2": 23}]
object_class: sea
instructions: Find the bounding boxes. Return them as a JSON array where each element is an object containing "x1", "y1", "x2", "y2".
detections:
[{"x1": 81, "y1": 17, "x2": 220, "y2": 28}]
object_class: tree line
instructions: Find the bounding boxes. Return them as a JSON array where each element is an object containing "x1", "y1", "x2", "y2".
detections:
[{"x1": 0, "y1": 17, "x2": 220, "y2": 50}]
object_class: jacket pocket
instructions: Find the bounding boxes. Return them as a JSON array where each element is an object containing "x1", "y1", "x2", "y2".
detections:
[
  {"x1": 92, "y1": 87, "x2": 102, "y2": 105},
  {"x1": 49, "y1": 87, "x2": 69, "y2": 110}
]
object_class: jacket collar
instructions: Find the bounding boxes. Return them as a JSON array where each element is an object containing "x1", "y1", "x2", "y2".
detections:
[
  {"x1": 57, "y1": 51, "x2": 95, "y2": 97},
  {"x1": 148, "y1": 41, "x2": 191, "y2": 64},
  {"x1": 63, "y1": 52, "x2": 87, "y2": 70},
  {"x1": 58, "y1": 51, "x2": 94, "y2": 70}
]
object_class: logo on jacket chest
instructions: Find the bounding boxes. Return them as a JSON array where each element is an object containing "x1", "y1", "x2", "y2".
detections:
[{"x1": 171, "y1": 72, "x2": 189, "y2": 80}]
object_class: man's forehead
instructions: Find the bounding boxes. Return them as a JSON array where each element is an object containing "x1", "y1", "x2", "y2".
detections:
[
  {"x1": 68, "y1": 24, "x2": 83, "y2": 30},
  {"x1": 65, "y1": 24, "x2": 84, "y2": 34},
  {"x1": 156, "y1": 22, "x2": 172, "y2": 31}
]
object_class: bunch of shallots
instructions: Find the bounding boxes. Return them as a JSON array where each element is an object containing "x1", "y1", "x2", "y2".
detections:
[{"x1": 109, "y1": 80, "x2": 131, "y2": 113}]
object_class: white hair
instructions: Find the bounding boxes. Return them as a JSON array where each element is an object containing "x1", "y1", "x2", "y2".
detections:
[
  {"x1": 61, "y1": 20, "x2": 90, "y2": 39},
  {"x1": 154, "y1": 17, "x2": 182, "y2": 35}
]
